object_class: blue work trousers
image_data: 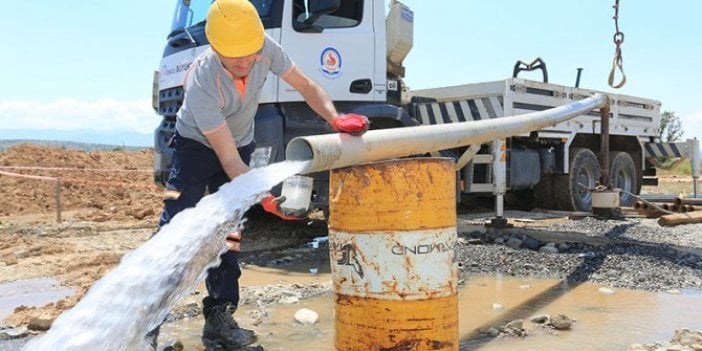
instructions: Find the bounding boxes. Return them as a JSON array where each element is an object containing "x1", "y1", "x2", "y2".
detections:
[{"x1": 159, "y1": 132, "x2": 254, "y2": 316}]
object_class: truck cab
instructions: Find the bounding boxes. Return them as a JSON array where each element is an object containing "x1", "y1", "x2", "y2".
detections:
[{"x1": 153, "y1": 0, "x2": 413, "y2": 211}]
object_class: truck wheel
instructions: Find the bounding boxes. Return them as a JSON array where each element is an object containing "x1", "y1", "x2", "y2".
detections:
[
  {"x1": 609, "y1": 151, "x2": 638, "y2": 206},
  {"x1": 505, "y1": 189, "x2": 535, "y2": 211},
  {"x1": 533, "y1": 174, "x2": 555, "y2": 209},
  {"x1": 554, "y1": 148, "x2": 600, "y2": 211}
]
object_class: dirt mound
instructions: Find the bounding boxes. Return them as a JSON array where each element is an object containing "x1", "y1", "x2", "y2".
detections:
[{"x1": 0, "y1": 143, "x2": 161, "y2": 222}]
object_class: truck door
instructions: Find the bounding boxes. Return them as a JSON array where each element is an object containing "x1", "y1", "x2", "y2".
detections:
[{"x1": 278, "y1": 0, "x2": 378, "y2": 102}]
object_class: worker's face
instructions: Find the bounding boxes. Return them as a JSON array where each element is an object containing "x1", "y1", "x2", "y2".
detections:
[{"x1": 218, "y1": 52, "x2": 257, "y2": 79}]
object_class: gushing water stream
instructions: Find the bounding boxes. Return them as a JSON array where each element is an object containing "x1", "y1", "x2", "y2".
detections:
[{"x1": 23, "y1": 160, "x2": 310, "y2": 351}]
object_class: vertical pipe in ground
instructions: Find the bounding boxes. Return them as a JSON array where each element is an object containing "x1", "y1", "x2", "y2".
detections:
[
  {"x1": 55, "y1": 178, "x2": 62, "y2": 223},
  {"x1": 328, "y1": 158, "x2": 459, "y2": 351}
]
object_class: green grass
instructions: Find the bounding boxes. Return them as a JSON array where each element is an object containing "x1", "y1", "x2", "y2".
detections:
[
  {"x1": 667, "y1": 160, "x2": 692, "y2": 176},
  {"x1": 642, "y1": 181, "x2": 696, "y2": 196},
  {"x1": 656, "y1": 158, "x2": 693, "y2": 177},
  {"x1": 641, "y1": 158, "x2": 698, "y2": 195}
]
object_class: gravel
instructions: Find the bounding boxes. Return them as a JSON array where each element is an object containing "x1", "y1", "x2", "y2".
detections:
[
  {"x1": 457, "y1": 214, "x2": 702, "y2": 292},
  {"x1": 240, "y1": 212, "x2": 702, "y2": 299}
]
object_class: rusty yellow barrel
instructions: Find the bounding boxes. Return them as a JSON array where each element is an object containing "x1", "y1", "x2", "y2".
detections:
[{"x1": 328, "y1": 158, "x2": 459, "y2": 351}]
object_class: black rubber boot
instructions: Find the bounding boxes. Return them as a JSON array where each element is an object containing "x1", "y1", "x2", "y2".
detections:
[{"x1": 202, "y1": 303, "x2": 257, "y2": 351}]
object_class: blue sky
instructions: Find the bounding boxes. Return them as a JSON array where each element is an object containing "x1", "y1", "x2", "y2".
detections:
[{"x1": 0, "y1": 0, "x2": 700, "y2": 146}]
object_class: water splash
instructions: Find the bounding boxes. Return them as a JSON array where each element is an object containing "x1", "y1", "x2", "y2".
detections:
[{"x1": 23, "y1": 160, "x2": 310, "y2": 351}]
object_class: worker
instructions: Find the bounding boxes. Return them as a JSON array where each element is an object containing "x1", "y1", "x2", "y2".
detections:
[{"x1": 151, "y1": 0, "x2": 369, "y2": 350}]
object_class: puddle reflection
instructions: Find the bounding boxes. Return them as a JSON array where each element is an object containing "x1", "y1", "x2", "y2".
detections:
[
  {"x1": 0, "y1": 278, "x2": 74, "y2": 320},
  {"x1": 162, "y1": 274, "x2": 702, "y2": 351}
]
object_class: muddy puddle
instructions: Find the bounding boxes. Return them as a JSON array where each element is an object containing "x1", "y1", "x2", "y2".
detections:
[
  {"x1": 4, "y1": 268, "x2": 702, "y2": 350},
  {"x1": 0, "y1": 278, "x2": 73, "y2": 321},
  {"x1": 155, "y1": 267, "x2": 702, "y2": 351}
]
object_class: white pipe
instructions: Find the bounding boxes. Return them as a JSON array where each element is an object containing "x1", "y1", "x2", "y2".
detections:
[{"x1": 287, "y1": 94, "x2": 607, "y2": 174}]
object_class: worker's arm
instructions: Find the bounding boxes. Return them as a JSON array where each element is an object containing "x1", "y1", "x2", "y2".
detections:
[
  {"x1": 282, "y1": 65, "x2": 338, "y2": 123},
  {"x1": 282, "y1": 65, "x2": 368, "y2": 134},
  {"x1": 202, "y1": 122, "x2": 249, "y2": 179}
]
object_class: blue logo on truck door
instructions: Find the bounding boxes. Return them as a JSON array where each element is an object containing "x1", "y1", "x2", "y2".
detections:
[{"x1": 320, "y1": 47, "x2": 342, "y2": 79}]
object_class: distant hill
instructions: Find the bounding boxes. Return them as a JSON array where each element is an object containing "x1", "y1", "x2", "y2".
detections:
[
  {"x1": 0, "y1": 139, "x2": 150, "y2": 152},
  {"x1": 0, "y1": 129, "x2": 152, "y2": 150}
]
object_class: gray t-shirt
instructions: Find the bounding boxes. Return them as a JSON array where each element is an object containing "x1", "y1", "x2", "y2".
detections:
[{"x1": 176, "y1": 33, "x2": 294, "y2": 148}]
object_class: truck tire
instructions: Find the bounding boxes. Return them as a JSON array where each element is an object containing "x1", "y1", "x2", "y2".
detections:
[
  {"x1": 533, "y1": 174, "x2": 555, "y2": 209},
  {"x1": 554, "y1": 148, "x2": 600, "y2": 211},
  {"x1": 609, "y1": 151, "x2": 638, "y2": 206},
  {"x1": 505, "y1": 189, "x2": 535, "y2": 211}
]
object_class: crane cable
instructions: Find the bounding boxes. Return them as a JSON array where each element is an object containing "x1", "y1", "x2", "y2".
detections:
[{"x1": 608, "y1": 0, "x2": 627, "y2": 88}]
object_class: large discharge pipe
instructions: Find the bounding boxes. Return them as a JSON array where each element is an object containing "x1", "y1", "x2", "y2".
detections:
[{"x1": 287, "y1": 94, "x2": 607, "y2": 173}]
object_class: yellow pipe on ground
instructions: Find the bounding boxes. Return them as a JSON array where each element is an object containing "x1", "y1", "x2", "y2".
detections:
[{"x1": 329, "y1": 158, "x2": 458, "y2": 351}]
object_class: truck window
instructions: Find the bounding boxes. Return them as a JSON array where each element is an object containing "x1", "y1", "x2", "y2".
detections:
[
  {"x1": 169, "y1": 0, "x2": 279, "y2": 36},
  {"x1": 293, "y1": 0, "x2": 362, "y2": 30}
]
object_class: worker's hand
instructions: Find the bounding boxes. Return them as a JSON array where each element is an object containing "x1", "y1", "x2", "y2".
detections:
[
  {"x1": 332, "y1": 113, "x2": 369, "y2": 136},
  {"x1": 222, "y1": 158, "x2": 250, "y2": 180},
  {"x1": 225, "y1": 230, "x2": 242, "y2": 252},
  {"x1": 261, "y1": 194, "x2": 305, "y2": 221}
]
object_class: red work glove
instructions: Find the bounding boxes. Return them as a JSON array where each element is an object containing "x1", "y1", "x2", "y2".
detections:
[
  {"x1": 331, "y1": 113, "x2": 369, "y2": 135},
  {"x1": 261, "y1": 194, "x2": 305, "y2": 221}
]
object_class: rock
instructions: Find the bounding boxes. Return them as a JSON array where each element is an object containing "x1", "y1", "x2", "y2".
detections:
[
  {"x1": 131, "y1": 208, "x2": 154, "y2": 220},
  {"x1": 506, "y1": 238, "x2": 523, "y2": 249},
  {"x1": 665, "y1": 289, "x2": 682, "y2": 295},
  {"x1": 530, "y1": 314, "x2": 550, "y2": 324},
  {"x1": 548, "y1": 314, "x2": 573, "y2": 330},
  {"x1": 28, "y1": 313, "x2": 55, "y2": 331},
  {"x1": 671, "y1": 329, "x2": 702, "y2": 348},
  {"x1": 524, "y1": 237, "x2": 541, "y2": 250},
  {"x1": 277, "y1": 290, "x2": 301, "y2": 304},
  {"x1": 491, "y1": 303, "x2": 504, "y2": 311},
  {"x1": 539, "y1": 246, "x2": 559, "y2": 254},
  {"x1": 91, "y1": 212, "x2": 110, "y2": 222},
  {"x1": 14, "y1": 249, "x2": 29, "y2": 259},
  {"x1": 0, "y1": 326, "x2": 29, "y2": 340},
  {"x1": 160, "y1": 340, "x2": 184, "y2": 351},
  {"x1": 598, "y1": 287, "x2": 616, "y2": 295},
  {"x1": 279, "y1": 295, "x2": 300, "y2": 304},
  {"x1": 294, "y1": 308, "x2": 319, "y2": 325},
  {"x1": 663, "y1": 345, "x2": 692, "y2": 351},
  {"x1": 504, "y1": 319, "x2": 524, "y2": 330},
  {"x1": 484, "y1": 327, "x2": 500, "y2": 337}
]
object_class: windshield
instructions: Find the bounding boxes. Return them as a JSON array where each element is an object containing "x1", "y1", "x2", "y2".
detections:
[{"x1": 170, "y1": 0, "x2": 276, "y2": 34}]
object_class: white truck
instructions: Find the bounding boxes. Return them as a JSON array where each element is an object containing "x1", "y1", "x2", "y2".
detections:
[{"x1": 153, "y1": 0, "x2": 680, "y2": 216}]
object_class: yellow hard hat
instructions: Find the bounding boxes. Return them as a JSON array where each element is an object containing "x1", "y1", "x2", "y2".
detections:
[{"x1": 205, "y1": 0, "x2": 264, "y2": 58}]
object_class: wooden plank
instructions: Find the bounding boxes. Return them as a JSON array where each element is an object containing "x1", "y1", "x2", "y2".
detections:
[{"x1": 658, "y1": 211, "x2": 702, "y2": 226}]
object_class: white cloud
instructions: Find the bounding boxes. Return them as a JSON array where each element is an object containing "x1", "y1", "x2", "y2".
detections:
[
  {"x1": 681, "y1": 109, "x2": 702, "y2": 141},
  {"x1": 0, "y1": 99, "x2": 159, "y2": 134}
]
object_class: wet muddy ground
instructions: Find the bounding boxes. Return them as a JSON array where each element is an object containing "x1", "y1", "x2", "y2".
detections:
[
  {"x1": 3, "y1": 144, "x2": 701, "y2": 350},
  {"x1": 2, "y1": 209, "x2": 702, "y2": 350}
]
